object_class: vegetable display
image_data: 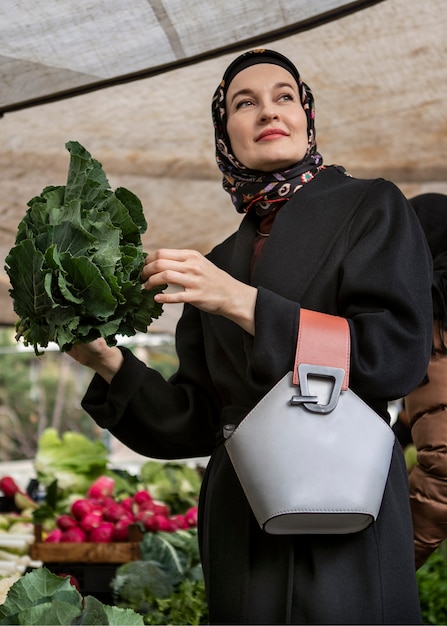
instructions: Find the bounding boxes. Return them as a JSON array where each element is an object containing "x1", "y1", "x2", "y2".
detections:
[
  {"x1": 0, "y1": 429, "x2": 208, "y2": 623},
  {"x1": 43, "y1": 475, "x2": 198, "y2": 543},
  {"x1": 5, "y1": 140, "x2": 164, "y2": 354}
]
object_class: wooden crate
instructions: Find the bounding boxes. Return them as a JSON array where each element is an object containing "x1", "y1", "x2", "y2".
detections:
[{"x1": 30, "y1": 523, "x2": 143, "y2": 564}]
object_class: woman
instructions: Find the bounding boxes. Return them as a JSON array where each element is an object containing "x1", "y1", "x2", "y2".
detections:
[
  {"x1": 405, "y1": 193, "x2": 447, "y2": 569},
  {"x1": 68, "y1": 50, "x2": 432, "y2": 624}
]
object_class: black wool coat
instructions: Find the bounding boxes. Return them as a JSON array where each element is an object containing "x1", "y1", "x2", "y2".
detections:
[{"x1": 83, "y1": 168, "x2": 433, "y2": 624}]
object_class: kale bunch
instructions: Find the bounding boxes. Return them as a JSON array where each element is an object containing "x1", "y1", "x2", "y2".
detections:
[{"x1": 5, "y1": 141, "x2": 164, "y2": 354}]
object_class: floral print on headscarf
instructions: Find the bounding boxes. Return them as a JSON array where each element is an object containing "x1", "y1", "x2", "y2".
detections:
[{"x1": 212, "y1": 49, "x2": 324, "y2": 215}]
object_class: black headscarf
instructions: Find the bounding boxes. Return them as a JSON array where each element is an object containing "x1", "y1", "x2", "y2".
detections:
[
  {"x1": 410, "y1": 193, "x2": 447, "y2": 351},
  {"x1": 211, "y1": 49, "x2": 326, "y2": 215}
]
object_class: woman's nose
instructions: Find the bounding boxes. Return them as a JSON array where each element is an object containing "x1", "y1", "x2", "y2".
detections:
[{"x1": 258, "y1": 106, "x2": 278, "y2": 122}]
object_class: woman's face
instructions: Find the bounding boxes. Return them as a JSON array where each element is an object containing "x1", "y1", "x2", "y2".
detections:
[{"x1": 225, "y1": 63, "x2": 308, "y2": 172}]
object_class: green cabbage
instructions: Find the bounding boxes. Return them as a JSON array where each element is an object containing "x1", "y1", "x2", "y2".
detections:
[{"x1": 5, "y1": 141, "x2": 164, "y2": 354}]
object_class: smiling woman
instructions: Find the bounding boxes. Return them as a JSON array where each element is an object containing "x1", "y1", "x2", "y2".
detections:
[
  {"x1": 225, "y1": 63, "x2": 309, "y2": 171},
  {"x1": 65, "y1": 49, "x2": 432, "y2": 624}
]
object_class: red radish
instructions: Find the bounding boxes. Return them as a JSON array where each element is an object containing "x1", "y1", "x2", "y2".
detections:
[
  {"x1": 70, "y1": 498, "x2": 95, "y2": 521},
  {"x1": 152, "y1": 502, "x2": 170, "y2": 516},
  {"x1": 80, "y1": 510, "x2": 103, "y2": 533},
  {"x1": 185, "y1": 506, "x2": 198, "y2": 527},
  {"x1": 120, "y1": 497, "x2": 133, "y2": 513},
  {"x1": 44, "y1": 528, "x2": 63, "y2": 543},
  {"x1": 134, "y1": 508, "x2": 154, "y2": 525},
  {"x1": 155, "y1": 515, "x2": 174, "y2": 531},
  {"x1": 61, "y1": 527, "x2": 87, "y2": 542},
  {"x1": 132, "y1": 490, "x2": 153, "y2": 508},
  {"x1": 0, "y1": 476, "x2": 23, "y2": 497},
  {"x1": 87, "y1": 476, "x2": 115, "y2": 499},
  {"x1": 169, "y1": 514, "x2": 189, "y2": 530},
  {"x1": 112, "y1": 517, "x2": 134, "y2": 541},
  {"x1": 89, "y1": 522, "x2": 114, "y2": 543},
  {"x1": 102, "y1": 501, "x2": 125, "y2": 522},
  {"x1": 56, "y1": 514, "x2": 78, "y2": 531},
  {"x1": 142, "y1": 514, "x2": 159, "y2": 532}
]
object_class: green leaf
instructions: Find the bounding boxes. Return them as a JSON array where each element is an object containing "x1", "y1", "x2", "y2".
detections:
[{"x1": 0, "y1": 568, "x2": 82, "y2": 625}]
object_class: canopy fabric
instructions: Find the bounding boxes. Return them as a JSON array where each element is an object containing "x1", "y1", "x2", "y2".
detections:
[
  {"x1": 1, "y1": 0, "x2": 381, "y2": 114},
  {"x1": 0, "y1": 0, "x2": 446, "y2": 331}
]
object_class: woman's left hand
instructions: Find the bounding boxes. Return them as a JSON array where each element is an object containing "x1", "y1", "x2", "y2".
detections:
[{"x1": 141, "y1": 249, "x2": 257, "y2": 334}]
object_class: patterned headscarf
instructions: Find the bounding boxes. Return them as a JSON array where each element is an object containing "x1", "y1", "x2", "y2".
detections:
[{"x1": 212, "y1": 49, "x2": 324, "y2": 214}]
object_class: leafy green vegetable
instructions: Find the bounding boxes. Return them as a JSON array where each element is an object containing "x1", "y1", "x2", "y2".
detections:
[
  {"x1": 33, "y1": 428, "x2": 108, "y2": 504},
  {"x1": 148, "y1": 578, "x2": 208, "y2": 626},
  {"x1": 139, "y1": 460, "x2": 202, "y2": 514},
  {"x1": 0, "y1": 567, "x2": 144, "y2": 625},
  {"x1": 111, "y1": 529, "x2": 208, "y2": 625},
  {"x1": 5, "y1": 140, "x2": 164, "y2": 354}
]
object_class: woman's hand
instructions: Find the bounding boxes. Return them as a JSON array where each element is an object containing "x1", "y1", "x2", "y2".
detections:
[
  {"x1": 67, "y1": 339, "x2": 124, "y2": 384},
  {"x1": 142, "y1": 249, "x2": 257, "y2": 335}
]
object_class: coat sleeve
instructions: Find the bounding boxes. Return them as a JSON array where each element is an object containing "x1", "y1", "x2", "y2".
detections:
[{"x1": 81, "y1": 302, "x2": 222, "y2": 459}]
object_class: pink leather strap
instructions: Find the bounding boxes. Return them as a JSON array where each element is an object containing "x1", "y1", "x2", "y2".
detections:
[{"x1": 293, "y1": 309, "x2": 350, "y2": 390}]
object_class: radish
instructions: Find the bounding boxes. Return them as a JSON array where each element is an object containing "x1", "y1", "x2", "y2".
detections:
[
  {"x1": 44, "y1": 528, "x2": 63, "y2": 543},
  {"x1": 151, "y1": 502, "x2": 170, "y2": 517},
  {"x1": 112, "y1": 517, "x2": 134, "y2": 541},
  {"x1": 0, "y1": 476, "x2": 22, "y2": 498},
  {"x1": 185, "y1": 506, "x2": 198, "y2": 527},
  {"x1": 154, "y1": 515, "x2": 174, "y2": 532},
  {"x1": 169, "y1": 515, "x2": 189, "y2": 530},
  {"x1": 132, "y1": 490, "x2": 153, "y2": 508},
  {"x1": 56, "y1": 514, "x2": 78, "y2": 531},
  {"x1": 102, "y1": 501, "x2": 125, "y2": 522},
  {"x1": 89, "y1": 522, "x2": 114, "y2": 543},
  {"x1": 142, "y1": 514, "x2": 159, "y2": 532},
  {"x1": 80, "y1": 510, "x2": 103, "y2": 533},
  {"x1": 70, "y1": 498, "x2": 95, "y2": 521},
  {"x1": 87, "y1": 476, "x2": 115, "y2": 499},
  {"x1": 120, "y1": 497, "x2": 133, "y2": 513}
]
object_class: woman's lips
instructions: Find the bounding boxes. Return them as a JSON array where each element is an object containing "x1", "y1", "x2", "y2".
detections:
[{"x1": 256, "y1": 128, "x2": 288, "y2": 141}]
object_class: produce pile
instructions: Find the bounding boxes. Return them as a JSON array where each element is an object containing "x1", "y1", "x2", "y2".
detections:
[
  {"x1": 0, "y1": 429, "x2": 208, "y2": 625},
  {"x1": 5, "y1": 141, "x2": 164, "y2": 355},
  {"x1": 43, "y1": 474, "x2": 198, "y2": 544}
]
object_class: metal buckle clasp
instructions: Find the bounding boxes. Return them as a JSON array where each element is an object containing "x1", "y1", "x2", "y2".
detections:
[{"x1": 290, "y1": 364, "x2": 345, "y2": 414}]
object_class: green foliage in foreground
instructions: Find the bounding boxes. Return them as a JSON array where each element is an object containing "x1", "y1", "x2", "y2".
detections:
[
  {"x1": 417, "y1": 543, "x2": 447, "y2": 625},
  {"x1": 111, "y1": 529, "x2": 209, "y2": 625}
]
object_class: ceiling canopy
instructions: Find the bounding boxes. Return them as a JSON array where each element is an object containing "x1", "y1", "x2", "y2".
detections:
[
  {"x1": 1, "y1": 0, "x2": 381, "y2": 114},
  {"x1": 0, "y1": 0, "x2": 446, "y2": 331}
]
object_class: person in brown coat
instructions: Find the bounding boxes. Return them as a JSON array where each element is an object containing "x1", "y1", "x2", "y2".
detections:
[{"x1": 405, "y1": 192, "x2": 447, "y2": 569}]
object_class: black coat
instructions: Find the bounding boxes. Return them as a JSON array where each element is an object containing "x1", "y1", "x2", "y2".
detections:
[{"x1": 83, "y1": 168, "x2": 433, "y2": 624}]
